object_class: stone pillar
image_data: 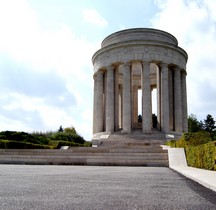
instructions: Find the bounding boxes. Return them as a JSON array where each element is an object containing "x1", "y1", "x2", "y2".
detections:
[
  {"x1": 150, "y1": 88, "x2": 153, "y2": 128},
  {"x1": 114, "y1": 67, "x2": 119, "y2": 131},
  {"x1": 133, "y1": 85, "x2": 138, "y2": 127},
  {"x1": 119, "y1": 85, "x2": 123, "y2": 129},
  {"x1": 105, "y1": 66, "x2": 115, "y2": 133},
  {"x1": 156, "y1": 66, "x2": 161, "y2": 130},
  {"x1": 142, "y1": 61, "x2": 152, "y2": 133},
  {"x1": 93, "y1": 71, "x2": 104, "y2": 133},
  {"x1": 161, "y1": 63, "x2": 170, "y2": 132},
  {"x1": 169, "y1": 69, "x2": 174, "y2": 131},
  {"x1": 122, "y1": 62, "x2": 132, "y2": 133},
  {"x1": 174, "y1": 67, "x2": 182, "y2": 132},
  {"x1": 181, "y1": 71, "x2": 188, "y2": 132}
]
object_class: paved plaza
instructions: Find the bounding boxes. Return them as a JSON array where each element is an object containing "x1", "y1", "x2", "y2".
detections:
[{"x1": 0, "y1": 165, "x2": 216, "y2": 210}]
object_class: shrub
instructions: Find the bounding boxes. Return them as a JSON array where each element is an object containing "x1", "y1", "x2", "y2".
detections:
[
  {"x1": 83, "y1": 141, "x2": 92, "y2": 147},
  {"x1": 0, "y1": 131, "x2": 30, "y2": 141},
  {"x1": 166, "y1": 140, "x2": 177, "y2": 147},
  {"x1": 0, "y1": 129, "x2": 88, "y2": 149},
  {"x1": 166, "y1": 132, "x2": 212, "y2": 148},
  {"x1": 56, "y1": 141, "x2": 82, "y2": 149},
  {"x1": 31, "y1": 132, "x2": 50, "y2": 145},
  {"x1": 181, "y1": 131, "x2": 212, "y2": 146},
  {"x1": 0, "y1": 140, "x2": 53, "y2": 149},
  {"x1": 50, "y1": 132, "x2": 85, "y2": 144},
  {"x1": 186, "y1": 141, "x2": 216, "y2": 170}
]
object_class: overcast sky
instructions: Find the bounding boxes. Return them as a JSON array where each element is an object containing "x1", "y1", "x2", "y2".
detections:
[{"x1": 0, "y1": 0, "x2": 215, "y2": 140}]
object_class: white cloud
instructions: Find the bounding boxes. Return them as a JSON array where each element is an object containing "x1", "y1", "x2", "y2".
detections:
[
  {"x1": 82, "y1": 8, "x2": 108, "y2": 27},
  {"x1": 0, "y1": 0, "x2": 99, "y2": 140},
  {"x1": 152, "y1": 0, "x2": 216, "y2": 120}
]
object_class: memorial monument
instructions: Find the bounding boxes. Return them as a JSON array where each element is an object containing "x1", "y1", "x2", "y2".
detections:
[{"x1": 92, "y1": 28, "x2": 188, "y2": 138}]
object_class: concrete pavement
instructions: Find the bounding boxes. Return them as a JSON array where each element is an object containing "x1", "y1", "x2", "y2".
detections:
[
  {"x1": 162, "y1": 146, "x2": 216, "y2": 193},
  {"x1": 0, "y1": 165, "x2": 216, "y2": 210},
  {"x1": 171, "y1": 166, "x2": 216, "y2": 192}
]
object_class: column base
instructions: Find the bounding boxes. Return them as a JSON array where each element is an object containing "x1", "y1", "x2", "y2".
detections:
[
  {"x1": 142, "y1": 129, "x2": 152, "y2": 134},
  {"x1": 121, "y1": 129, "x2": 132, "y2": 134}
]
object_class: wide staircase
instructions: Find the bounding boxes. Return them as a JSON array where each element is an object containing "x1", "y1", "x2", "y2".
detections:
[{"x1": 0, "y1": 130, "x2": 172, "y2": 167}]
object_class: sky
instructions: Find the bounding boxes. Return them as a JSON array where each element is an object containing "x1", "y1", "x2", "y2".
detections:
[{"x1": 0, "y1": 0, "x2": 216, "y2": 140}]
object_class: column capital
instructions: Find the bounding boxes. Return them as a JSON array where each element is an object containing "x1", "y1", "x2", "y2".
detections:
[
  {"x1": 121, "y1": 62, "x2": 131, "y2": 68},
  {"x1": 141, "y1": 61, "x2": 150, "y2": 66},
  {"x1": 106, "y1": 65, "x2": 115, "y2": 71},
  {"x1": 174, "y1": 66, "x2": 181, "y2": 71},
  {"x1": 181, "y1": 69, "x2": 187, "y2": 76},
  {"x1": 160, "y1": 63, "x2": 168, "y2": 69},
  {"x1": 93, "y1": 70, "x2": 103, "y2": 79}
]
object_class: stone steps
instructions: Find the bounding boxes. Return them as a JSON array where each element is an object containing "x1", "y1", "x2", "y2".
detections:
[
  {"x1": 0, "y1": 146, "x2": 168, "y2": 167},
  {"x1": 0, "y1": 130, "x2": 170, "y2": 166},
  {"x1": 0, "y1": 153, "x2": 168, "y2": 167},
  {"x1": 0, "y1": 152, "x2": 168, "y2": 158},
  {"x1": 0, "y1": 146, "x2": 167, "y2": 153}
]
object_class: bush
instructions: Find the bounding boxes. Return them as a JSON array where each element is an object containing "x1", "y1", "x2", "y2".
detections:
[
  {"x1": 181, "y1": 131, "x2": 212, "y2": 146},
  {"x1": 56, "y1": 141, "x2": 82, "y2": 149},
  {"x1": 0, "y1": 131, "x2": 30, "y2": 141},
  {"x1": 166, "y1": 140, "x2": 177, "y2": 147},
  {"x1": 0, "y1": 129, "x2": 89, "y2": 149},
  {"x1": 186, "y1": 141, "x2": 216, "y2": 170},
  {"x1": 50, "y1": 132, "x2": 85, "y2": 144},
  {"x1": 166, "y1": 131, "x2": 212, "y2": 148},
  {"x1": 31, "y1": 132, "x2": 50, "y2": 145},
  {"x1": 83, "y1": 141, "x2": 92, "y2": 147},
  {"x1": 0, "y1": 140, "x2": 53, "y2": 149}
]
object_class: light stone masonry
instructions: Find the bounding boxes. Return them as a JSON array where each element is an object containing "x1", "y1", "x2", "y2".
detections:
[{"x1": 92, "y1": 28, "x2": 188, "y2": 138}]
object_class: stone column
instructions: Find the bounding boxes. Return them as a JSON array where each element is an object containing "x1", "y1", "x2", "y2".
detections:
[
  {"x1": 93, "y1": 71, "x2": 104, "y2": 133},
  {"x1": 168, "y1": 69, "x2": 174, "y2": 131},
  {"x1": 181, "y1": 71, "x2": 188, "y2": 132},
  {"x1": 133, "y1": 85, "x2": 138, "y2": 127},
  {"x1": 174, "y1": 67, "x2": 182, "y2": 132},
  {"x1": 161, "y1": 63, "x2": 170, "y2": 132},
  {"x1": 114, "y1": 67, "x2": 119, "y2": 131},
  {"x1": 156, "y1": 66, "x2": 161, "y2": 130},
  {"x1": 119, "y1": 85, "x2": 123, "y2": 129},
  {"x1": 142, "y1": 61, "x2": 152, "y2": 133},
  {"x1": 122, "y1": 62, "x2": 132, "y2": 133},
  {"x1": 105, "y1": 66, "x2": 115, "y2": 133}
]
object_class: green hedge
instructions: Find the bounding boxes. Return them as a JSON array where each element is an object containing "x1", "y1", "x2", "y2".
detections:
[
  {"x1": 0, "y1": 130, "x2": 91, "y2": 149},
  {"x1": 0, "y1": 140, "x2": 92, "y2": 149},
  {"x1": 166, "y1": 132, "x2": 212, "y2": 147},
  {"x1": 181, "y1": 132, "x2": 212, "y2": 146},
  {"x1": 0, "y1": 140, "x2": 54, "y2": 149},
  {"x1": 186, "y1": 141, "x2": 216, "y2": 170},
  {"x1": 56, "y1": 141, "x2": 82, "y2": 149},
  {"x1": 50, "y1": 132, "x2": 85, "y2": 144},
  {"x1": 55, "y1": 141, "x2": 92, "y2": 149}
]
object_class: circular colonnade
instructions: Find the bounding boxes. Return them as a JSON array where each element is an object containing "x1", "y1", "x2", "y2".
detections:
[{"x1": 92, "y1": 28, "x2": 188, "y2": 135}]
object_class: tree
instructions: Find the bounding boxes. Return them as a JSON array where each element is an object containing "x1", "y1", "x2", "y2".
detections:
[
  {"x1": 204, "y1": 114, "x2": 215, "y2": 132},
  {"x1": 64, "y1": 126, "x2": 77, "y2": 134},
  {"x1": 188, "y1": 114, "x2": 203, "y2": 132}
]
